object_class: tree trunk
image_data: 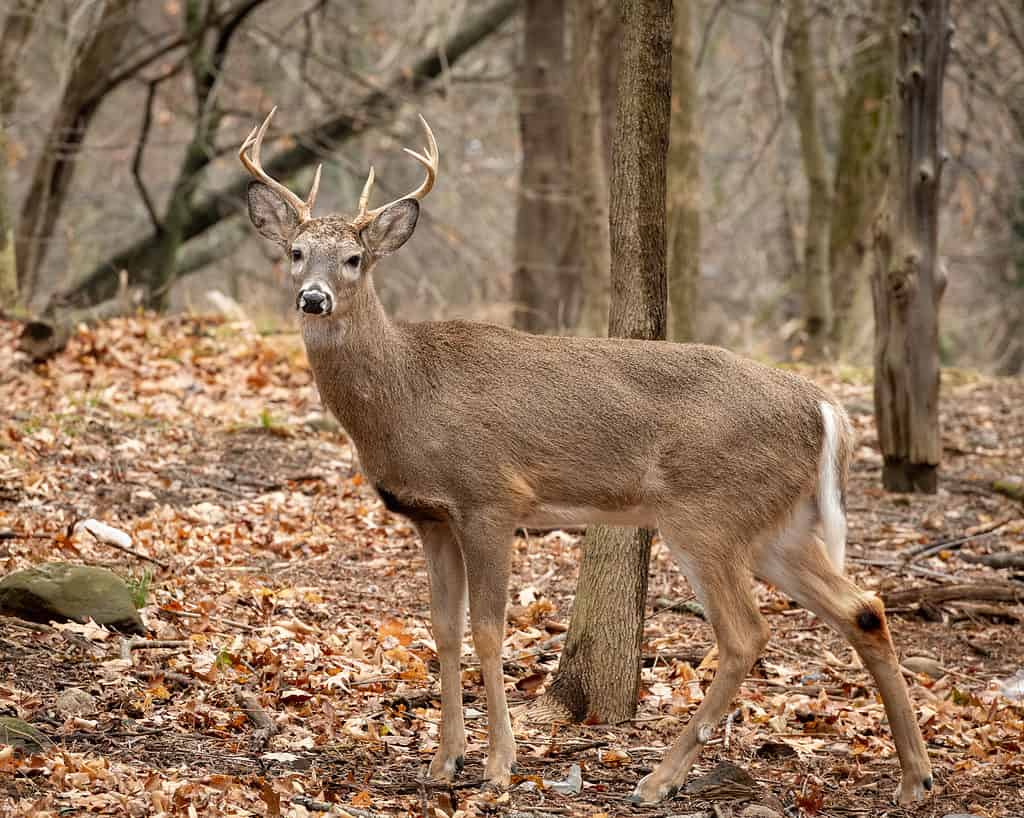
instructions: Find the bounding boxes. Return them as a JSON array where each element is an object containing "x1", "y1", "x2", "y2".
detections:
[
  {"x1": 667, "y1": 0, "x2": 700, "y2": 342},
  {"x1": 513, "y1": 0, "x2": 572, "y2": 333},
  {"x1": 788, "y1": 0, "x2": 832, "y2": 360},
  {"x1": 871, "y1": 0, "x2": 951, "y2": 493},
  {"x1": 56, "y1": 0, "x2": 520, "y2": 311},
  {"x1": 0, "y1": 0, "x2": 45, "y2": 311},
  {"x1": 571, "y1": 0, "x2": 615, "y2": 336},
  {"x1": 541, "y1": 0, "x2": 672, "y2": 724},
  {"x1": 829, "y1": 6, "x2": 892, "y2": 356},
  {"x1": 14, "y1": 0, "x2": 136, "y2": 303}
]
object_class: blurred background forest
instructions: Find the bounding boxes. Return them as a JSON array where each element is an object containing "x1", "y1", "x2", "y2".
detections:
[{"x1": 0, "y1": 0, "x2": 1022, "y2": 372}]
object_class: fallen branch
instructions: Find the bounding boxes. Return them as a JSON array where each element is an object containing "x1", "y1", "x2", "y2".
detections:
[
  {"x1": 18, "y1": 271, "x2": 143, "y2": 362},
  {"x1": 903, "y1": 517, "x2": 1018, "y2": 562},
  {"x1": 236, "y1": 689, "x2": 277, "y2": 749},
  {"x1": 120, "y1": 638, "x2": 189, "y2": 661},
  {"x1": 134, "y1": 669, "x2": 196, "y2": 687},
  {"x1": 882, "y1": 582, "x2": 1024, "y2": 608},
  {"x1": 959, "y1": 551, "x2": 1024, "y2": 570},
  {"x1": 1, "y1": 615, "x2": 54, "y2": 633}
]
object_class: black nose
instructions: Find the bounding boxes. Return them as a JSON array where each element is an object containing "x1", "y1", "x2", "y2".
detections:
[{"x1": 298, "y1": 289, "x2": 331, "y2": 315}]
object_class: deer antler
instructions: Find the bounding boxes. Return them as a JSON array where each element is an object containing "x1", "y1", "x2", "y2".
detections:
[
  {"x1": 239, "y1": 107, "x2": 322, "y2": 223},
  {"x1": 356, "y1": 115, "x2": 439, "y2": 223}
]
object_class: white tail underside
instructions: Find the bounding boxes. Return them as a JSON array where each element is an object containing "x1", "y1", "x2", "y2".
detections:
[{"x1": 817, "y1": 401, "x2": 847, "y2": 571}]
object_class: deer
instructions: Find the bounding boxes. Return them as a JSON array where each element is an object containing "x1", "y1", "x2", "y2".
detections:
[{"x1": 238, "y1": 108, "x2": 932, "y2": 805}]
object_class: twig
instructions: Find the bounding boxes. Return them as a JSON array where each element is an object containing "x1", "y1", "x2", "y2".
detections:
[
  {"x1": 290, "y1": 795, "x2": 336, "y2": 813},
  {"x1": 236, "y1": 689, "x2": 278, "y2": 750},
  {"x1": 120, "y1": 638, "x2": 189, "y2": 661},
  {"x1": 132, "y1": 78, "x2": 164, "y2": 235},
  {"x1": 80, "y1": 521, "x2": 171, "y2": 569},
  {"x1": 882, "y1": 582, "x2": 1024, "y2": 607},
  {"x1": 134, "y1": 669, "x2": 196, "y2": 687},
  {"x1": 959, "y1": 551, "x2": 1024, "y2": 570},
  {"x1": 0, "y1": 615, "x2": 54, "y2": 633},
  {"x1": 158, "y1": 607, "x2": 256, "y2": 632},
  {"x1": 903, "y1": 517, "x2": 1017, "y2": 562}
]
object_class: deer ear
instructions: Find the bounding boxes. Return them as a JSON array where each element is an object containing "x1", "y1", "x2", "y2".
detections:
[
  {"x1": 363, "y1": 199, "x2": 419, "y2": 257},
  {"x1": 247, "y1": 181, "x2": 301, "y2": 249}
]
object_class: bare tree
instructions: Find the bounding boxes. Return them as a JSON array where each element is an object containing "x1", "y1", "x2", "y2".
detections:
[
  {"x1": 14, "y1": 0, "x2": 138, "y2": 304},
  {"x1": 513, "y1": 0, "x2": 573, "y2": 332},
  {"x1": 829, "y1": 4, "x2": 892, "y2": 356},
  {"x1": 540, "y1": 0, "x2": 673, "y2": 723},
  {"x1": 787, "y1": 0, "x2": 831, "y2": 359},
  {"x1": 58, "y1": 0, "x2": 520, "y2": 311},
  {"x1": 872, "y1": 0, "x2": 952, "y2": 493},
  {"x1": 0, "y1": 0, "x2": 44, "y2": 309},
  {"x1": 571, "y1": 0, "x2": 615, "y2": 336},
  {"x1": 668, "y1": 0, "x2": 700, "y2": 342}
]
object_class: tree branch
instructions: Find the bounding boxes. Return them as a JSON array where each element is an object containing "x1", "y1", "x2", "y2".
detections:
[{"x1": 58, "y1": 0, "x2": 520, "y2": 309}]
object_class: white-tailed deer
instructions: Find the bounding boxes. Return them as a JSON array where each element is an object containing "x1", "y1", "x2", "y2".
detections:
[{"x1": 240, "y1": 109, "x2": 932, "y2": 804}]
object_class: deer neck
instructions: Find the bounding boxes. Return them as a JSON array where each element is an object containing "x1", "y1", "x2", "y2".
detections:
[{"x1": 300, "y1": 283, "x2": 407, "y2": 442}]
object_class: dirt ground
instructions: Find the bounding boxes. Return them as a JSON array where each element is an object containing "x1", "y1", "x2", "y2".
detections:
[{"x1": 1, "y1": 316, "x2": 1022, "y2": 818}]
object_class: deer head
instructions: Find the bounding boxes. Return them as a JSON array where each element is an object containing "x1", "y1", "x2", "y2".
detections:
[{"x1": 239, "y1": 108, "x2": 439, "y2": 318}]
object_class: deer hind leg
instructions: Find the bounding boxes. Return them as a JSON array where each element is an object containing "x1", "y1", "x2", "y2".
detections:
[
  {"x1": 456, "y1": 517, "x2": 516, "y2": 787},
  {"x1": 631, "y1": 529, "x2": 770, "y2": 804},
  {"x1": 757, "y1": 531, "x2": 932, "y2": 804},
  {"x1": 419, "y1": 521, "x2": 468, "y2": 781}
]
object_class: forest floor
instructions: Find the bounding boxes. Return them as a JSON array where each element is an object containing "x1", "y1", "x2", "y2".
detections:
[{"x1": 1, "y1": 315, "x2": 1023, "y2": 818}]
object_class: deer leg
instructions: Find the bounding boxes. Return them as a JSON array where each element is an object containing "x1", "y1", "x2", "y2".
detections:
[
  {"x1": 758, "y1": 536, "x2": 932, "y2": 804},
  {"x1": 631, "y1": 544, "x2": 770, "y2": 804},
  {"x1": 457, "y1": 518, "x2": 516, "y2": 788},
  {"x1": 418, "y1": 521, "x2": 468, "y2": 781}
]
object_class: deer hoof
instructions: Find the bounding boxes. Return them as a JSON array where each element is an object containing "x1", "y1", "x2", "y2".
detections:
[
  {"x1": 896, "y1": 774, "x2": 933, "y2": 804},
  {"x1": 483, "y1": 755, "x2": 514, "y2": 790},
  {"x1": 628, "y1": 773, "x2": 679, "y2": 804},
  {"x1": 428, "y1": 752, "x2": 464, "y2": 781}
]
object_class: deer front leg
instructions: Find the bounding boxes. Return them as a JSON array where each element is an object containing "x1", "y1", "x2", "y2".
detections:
[
  {"x1": 419, "y1": 521, "x2": 468, "y2": 781},
  {"x1": 458, "y1": 517, "x2": 516, "y2": 788}
]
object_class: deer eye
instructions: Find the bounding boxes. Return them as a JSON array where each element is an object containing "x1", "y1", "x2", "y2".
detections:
[
  {"x1": 345, "y1": 254, "x2": 361, "y2": 268},
  {"x1": 291, "y1": 248, "x2": 303, "y2": 262}
]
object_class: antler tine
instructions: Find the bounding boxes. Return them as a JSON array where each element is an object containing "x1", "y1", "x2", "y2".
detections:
[
  {"x1": 238, "y1": 106, "x2": 319, "y2": 222},
  {"x1": 363, "y1": 115, "x2": 439, "y2": 219},
  {"x1": 357, "y1": 166, "x2": 376, "y2": 221}
]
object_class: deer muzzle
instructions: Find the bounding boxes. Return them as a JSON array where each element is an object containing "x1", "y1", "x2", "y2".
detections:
[{"x1": 297, "y1": 287, "x2": 333, "y2": 316}]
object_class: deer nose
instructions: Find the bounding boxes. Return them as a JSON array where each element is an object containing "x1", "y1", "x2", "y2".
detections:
[{"x1": 297, "y1": 288, "x2": 332, "y2": 315}]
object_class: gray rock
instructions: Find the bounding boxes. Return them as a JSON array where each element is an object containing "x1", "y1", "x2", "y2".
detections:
[
  {"x1": 0, "y1": 717, "x2": 52, "y2": 752},
  {"x1": 902, "y1": 656, "x2": 946, "y2": 679},
  {"x1": 0, "y1": 563, "x2": 145, "y2": 634},
  {"x1": 55, "y1": 687, "x2": 97, "y2": 717},
  {"x1": 741, "y1": 807, "x2": 784, "y2": 818}
]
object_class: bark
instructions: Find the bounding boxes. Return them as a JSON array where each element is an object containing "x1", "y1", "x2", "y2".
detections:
[
  {"x1": 513, "y1": 0, "x2": 572, "y2": 333},
  {"x1": 0, "y1": 0, "x2": 45, "y2": 311},
  {"x1": 667, "y1": 0, "x2": 701, "y2": 342},
  {"x1": 871, "y1": 0, "x2": 951, "y2": 494},
  {"x1": 0, "y1": 121, "x2": 14, "y2": 311},
  {"x1": 14, "y1": 0, "x2": 137, "y2": 303},
  {"x1": 140, "y1": 0, "x2": 265, "y2": 310},
  {"x1": 57, "y1": 0, "x2": 520, "y2": 310},
  {"x1": 788, "y1": 0, "x2": 832, "y2": 359},
  {"x1": 830, "y1": 9, "x2": 892, "y2": 355},
  {"x1": 543, "y1": 0, "x2": 672, "y2": 724},
  {"x1": 571, "y1": 0, "x2": 615, "y2": 336}
]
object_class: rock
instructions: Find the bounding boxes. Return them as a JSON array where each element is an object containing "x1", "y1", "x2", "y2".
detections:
[
  {"x1": 741, "y1": 807, "x2": 784, "y2": 818},
  {"x1": 993, "y1": 477, "x2": 1024, "y2": 502},
  {"x1": 902, "y1": 656, "x2": 946, "y2": 679},
  {"x1": 55, "y1": 687, "x2": 97, "y2": 717},
  {"x1": 0, "y1": 717, "x2": 51, "y2": 752},
  {"x1": 0, "y1": 563, "x2": 145, "y2": 634}
]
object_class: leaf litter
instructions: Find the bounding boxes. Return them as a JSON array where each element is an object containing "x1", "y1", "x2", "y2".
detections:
[{"x1": 1, "y1": 316, "x2": 1023, "y2": 816}]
